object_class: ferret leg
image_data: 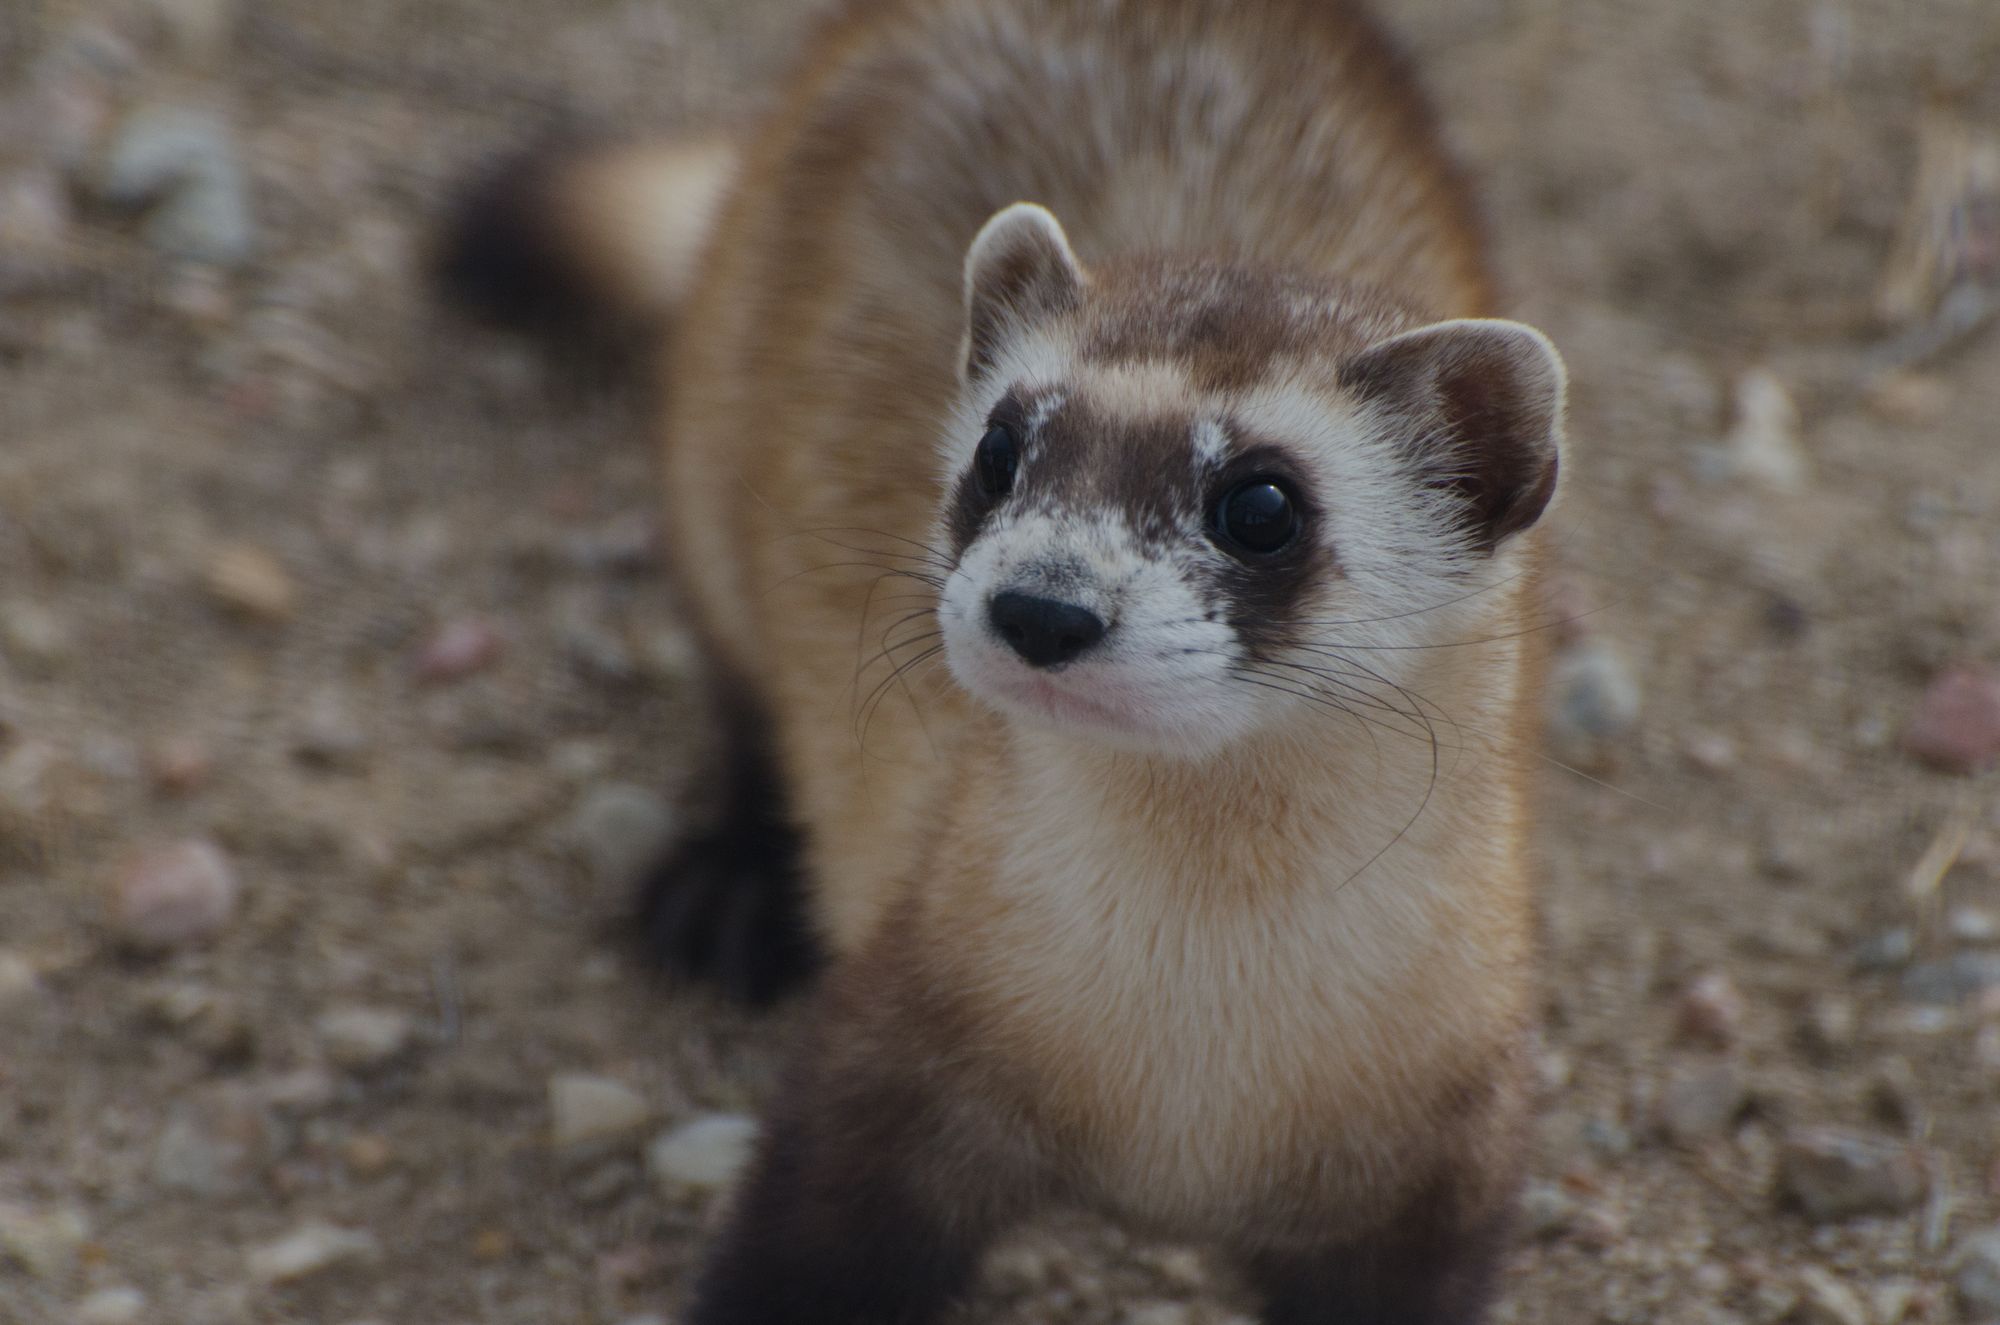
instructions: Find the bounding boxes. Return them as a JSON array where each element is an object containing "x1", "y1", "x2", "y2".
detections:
[
  {"x1": 1240, "y1": 1190, "x2": 1511, "y2": 1325},
  {"x1": 683, "y1": 1019, "x2": 1037, "y2": 1324}
]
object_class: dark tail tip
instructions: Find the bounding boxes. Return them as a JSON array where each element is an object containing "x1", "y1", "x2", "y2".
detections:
[{"x1": 431, "y1": 138, "x2": 604, "y2": 338}]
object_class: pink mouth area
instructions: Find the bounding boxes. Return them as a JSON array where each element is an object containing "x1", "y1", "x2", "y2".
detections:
[{"x1": 1001, "y1": 672, "x2": 1147, "y2": 728}]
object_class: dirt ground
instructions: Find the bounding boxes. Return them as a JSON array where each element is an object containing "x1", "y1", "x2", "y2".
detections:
[{"x1": 2, "y1": 0, "x2": 1998, "y2": 1322}]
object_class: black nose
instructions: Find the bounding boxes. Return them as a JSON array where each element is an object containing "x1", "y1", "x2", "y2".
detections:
[{"x1": 987, "y1": 591, "x2": 1107, "y2": 669}]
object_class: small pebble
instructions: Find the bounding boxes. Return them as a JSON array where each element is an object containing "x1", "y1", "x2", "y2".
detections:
[
  {"x1": 1851, "y1": 928, "x2": 1914, "y2": 972},
  {"x1": 1682, "y1": 730, "x2": 1739, "y2": 773},
  {"x1": 1866, "y1": 371, "x2": 1952, "y2": 427},
  {"x1": 256, "y1": 1066, "x2": 338, "y2": 1111},
  {"x1": 1904, "y1": 667, "x2": 2000, "y2": 774},
  {"x1": 150, "y1": 1090, "x2": 268, "y2": 1196},
  {"x1": 1870, "y1": 1279, "x2": 1920, "y2": 1325},
  {"x1": 567, "y1": 782, "x2": 679, "y2": 893},
  {"x1": 202, "y1": 543, "x2": 297, "y2": 621},
  {"x1": 1719, "y1": 368, "x2": 1808, "y2": 492},
  {"x1": 1, "y1": 599, "x2": 73, "y2": 675},
  {"x1": 1675, "y1": 970, "x2": 1746, "y2": 1048},
  {"x1": 1518, "y1": 1180, "x2": 1578, "y2": 1239},
  {"x1": 1950, "y1": 906, "x2": 2000, "y2": 944},
  {"x1": 1655, "y1": 1063, "x2": 1748, "y2": 1144},
  {"x1": 413, "y1": 617, "x2": 505, "y2": 682},
  {"x1": 1546, "y1": 638, "x2": 1642, "y2": 748},
  {"x1": 1143, "y1": 1247, "x2": 1208, "y2": 1291},
  {"x1": 145, "y1": 983, "x2": 254, "y2": 1062},
  {"x1": 472, "y1": 1227, "x2": 514, "y2": 1261},
  {"x1": 1778, "y1": 1127, "x2": 1930, "y2": 1222},
  {"x1": 111, "y1": 838, "x2": 240, "y2": 951},
  {"x1": 144, "y1": 0, "x2": 239, "y2": 60},
  {"x1": 1955, "y1": 1228, "x2": 2000, "y2": 1321},
  {"x1": 342, "y1": 1132, "x2": 394, "y2": 1176},
  {"x1": 549, "y1": 1073, "x2": 651, "y2": 1150},
  {"x1": 0, "y1": 167, "x2": 71, "y2": 251},
  {"x1": 0, "y1": 951, "x2": 41, "y2": 1004},
  {"x1": 246, "y1": 1221, "x2": 378, "y2": 1284},
  {"x1": 1901, "y1": 952, "x2": 2000, "y2": 1005},
  {"x1": 76, "y1": 1287, "x2": 146, "y2": 1325},
  {"x1": 293, "y1": 690, "x2": 370, "y2": 770},
  {"x1": 148, "y1": 735, "x2": 214, "y2": 795},
  {"x1": 646, "y1": 1113, "x2": 759, "y2": 1193},
  {"x1": 0, "y1": 1201, "x2": 89, "y2": 1279},
  {"x1": 316, "y1": 1006, "x2": 415, "y2": 1072},
  {"x1": 1794, "y1": 1267, "x2": 1870, "y2": 1325},
  {"x1": 1582, "y1": 1116, "x2": 1633, "y2": 1158},
  {"x1": 97, "y1": 104, "x2": 256, "y2": 266},
  {"x1": 987, "y1": 1240, "x2": 1055, "y2": 1289},
  {"x1": 1122, "y1": 1305, "x2": 1194, "y2": 1325}
]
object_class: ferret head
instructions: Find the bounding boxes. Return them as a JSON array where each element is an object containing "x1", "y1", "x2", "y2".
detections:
[{"x1": 935, "y1": 203, "x2": 1567, "y2": 758}]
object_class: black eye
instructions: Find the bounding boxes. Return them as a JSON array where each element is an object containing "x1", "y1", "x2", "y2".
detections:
[
  {"x1": 1213, "y1": 479, "x2": 1299, "y2": 555},
  {"x1": 974, "y1": 424, "x2": 1020, "y2": 500}
]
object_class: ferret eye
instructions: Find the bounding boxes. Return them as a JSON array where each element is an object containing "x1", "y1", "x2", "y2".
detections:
[
  {"x1": 974, "y1": 424, "x2": 1020, "y2": 500},
  {"x1": 1213, "y1": 478, "x2": 1299, "y2": 555}
]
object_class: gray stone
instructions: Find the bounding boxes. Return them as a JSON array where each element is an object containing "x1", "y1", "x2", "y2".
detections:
[
  {"x1": 144, "y1": 0, "x2": 239, "y2": 60},
  {"x1": 111, "y1": 838, "x2": 240, "y2": 951},
  {"x1": 1777, "y1": 1127, "x2": 1929, "y2": 1222},
  {"x1": 1951, "y1": 906, "x2": 2000, "y2": 944},
  {"x1": 1518, "y1": 1181, "x2": 1578, "y2": 1239},
  {"x1": 1, "y1": 600, "x2": 73, "y2": 675},
  {"x1": 549, "y1": 1073, "x2": 651, "y2": 1150},
  {"x1": 0, "y1": 1201, "x2": 90, "y2": 1279},
  {"x1": 1675, "y1": 970, "x2": 1746, "y2": 1048},
  {"x1": 1792, "y1": 1267, "x2": 1869, "y2": 1325},
  {"x1": 1122, "y1": 1305, "x2": 1195, "y2": 1325},
  {"x1": 98, "y1": 105, "x2": 256, "y2": 266},
  {"x1": 1851, "y1": 928, "x2": 1914, "y2": 972},
  {"x1": 150, "y1": 1090, "x2": 268, "y2": 1196},
  {"x1": 567, "y1": 782, "x2": 678, "y2": 893},
  {"x1": 1546, "y1": 639, "x2": 1641, "y2": 746},
  {"x1": 202, "y1": 543, "x2": 297, "y2": 621},
  {"x1": 1954, "y1": 1229, "x2": 2000, "y2": 1321},
  {"x1": 646, "y1": 1113, "x2": 759, "y2": 1193},
  {"x1": 76, "y1": 1287, "x2": 146, "y2": 1325},
  {"x1": 316, "y1": 1006, "x2": 415, "y2": 1072},
  {"x1": 0, "y1": 951, "x2": 41, "y2": 1005},
  {"x1": 246, "y1": 1221, "x2": 378, "y2": 1284},
  {"x1": 293, "y1": 689, "x2": 370, "y2": 769},
  {"x1": 1656, "y1": 1063, "x2": 1748, "y2": 1144},
  {"x1": 1902, "y1": 951, "x2": 2000, "y2": 1004},
  {"x1": 1718, "y1": 368, "x2": 1809, "y2": 493}
]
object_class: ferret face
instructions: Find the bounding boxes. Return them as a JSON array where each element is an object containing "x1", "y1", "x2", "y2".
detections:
[{"x1": 934, "y1": 205, "x2": 1566, "y2": 758}]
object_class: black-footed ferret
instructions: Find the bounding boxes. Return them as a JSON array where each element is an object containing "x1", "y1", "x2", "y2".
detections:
[{"x1": 440, "y1": 1, "x2": 1567, "y2": 1321}]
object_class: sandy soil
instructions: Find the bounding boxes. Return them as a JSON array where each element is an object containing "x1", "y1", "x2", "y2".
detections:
[{"x1": 2, "y1": 1, "x2": 1998, "y2": 1322}]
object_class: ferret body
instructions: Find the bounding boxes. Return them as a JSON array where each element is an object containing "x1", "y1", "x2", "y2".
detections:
[{"x1": 441, "y1": 1, "x2": 1567, "y2": 1321}]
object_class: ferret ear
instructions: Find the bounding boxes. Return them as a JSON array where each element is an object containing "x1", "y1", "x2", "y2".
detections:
[
  {"x1": 962, "y1": 203, "x2": 1085, "y2": 382},
  {"x1": 1341, "y1": 318, "x2": 1567, "y2": 553}
]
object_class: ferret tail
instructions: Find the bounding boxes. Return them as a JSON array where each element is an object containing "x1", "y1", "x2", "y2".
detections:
[{"x1": 432, "y1": 135, "x2": 736, "y2": 340}]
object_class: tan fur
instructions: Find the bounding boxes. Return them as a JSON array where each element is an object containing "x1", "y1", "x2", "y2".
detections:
[
  {"x1": 553, "y1": 0, "x2": 1547, "y2": 1267},
  {"x1": 556, "y1": 138, "x2": 738, "y2": 324}
]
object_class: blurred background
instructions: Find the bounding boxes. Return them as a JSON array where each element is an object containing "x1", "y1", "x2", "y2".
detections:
[{"x1": 0, "y1": 1, "x2": 1996, "y2": 1322}]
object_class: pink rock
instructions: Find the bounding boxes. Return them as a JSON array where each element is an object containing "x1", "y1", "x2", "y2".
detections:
[
  {"x1": 1905, "y1": 667, "x2": 2000, "y2": 774},
  {"x1": 412, "y1": 617, "x2": 504, "y2": 683},
  {"x1": 1675, "y1": 970, "x2": 1746, "y2": 1049},
  {"x1": 112, "y1": 839, "x2": 239, "y2": 951},
  {"x1": 148, "y1": 736, "x2": 213, "y2": 796}
]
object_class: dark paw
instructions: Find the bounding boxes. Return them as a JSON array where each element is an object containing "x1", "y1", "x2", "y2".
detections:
[{"x1": 636, "y1": 820, "x2": 820, "y2": 1006}]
